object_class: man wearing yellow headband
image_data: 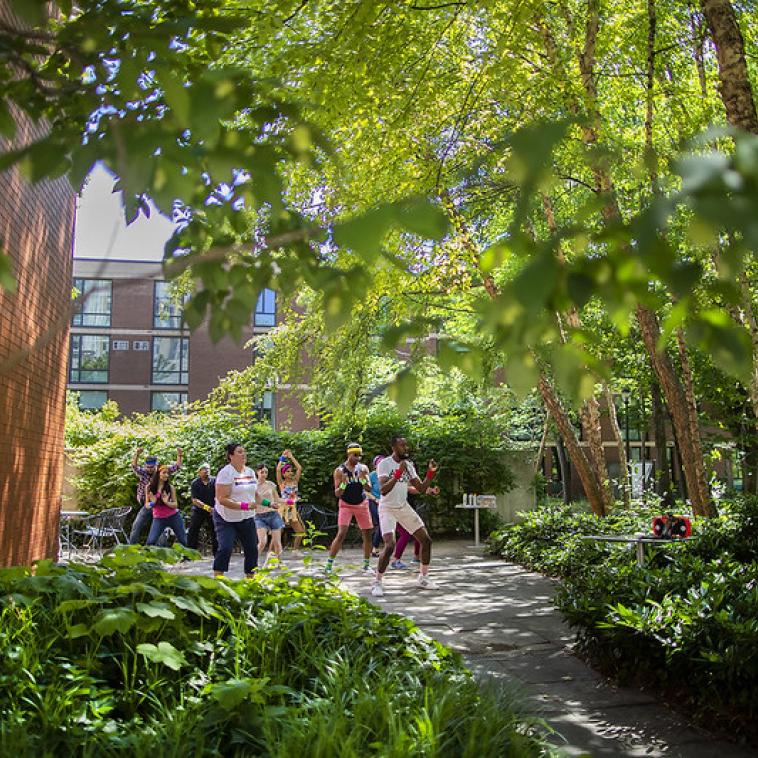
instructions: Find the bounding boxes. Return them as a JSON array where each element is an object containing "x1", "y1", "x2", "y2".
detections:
[{"x1": 325, "y1": 442, "x2": 375, "y2": 573}]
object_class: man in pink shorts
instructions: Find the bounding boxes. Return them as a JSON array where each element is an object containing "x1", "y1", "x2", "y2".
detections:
[{"x1": 325, "y1": 442, "x2": 374, "y2": 573}]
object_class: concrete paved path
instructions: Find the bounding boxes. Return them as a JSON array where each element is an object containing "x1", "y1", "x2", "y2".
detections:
[{"x1": 172, "y1": 541, "x2": 753, "y2": 757}]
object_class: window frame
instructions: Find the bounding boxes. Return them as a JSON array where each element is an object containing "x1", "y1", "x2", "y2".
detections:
[
  {"x1": 72, "y1": 278, "x2": 112, "y2": 327},
  {"x1": 151, "y1": 336, "x2": 190, "y2": 385},
  {"x1": 151, "y1": 391, "x2": 189, "y2": 412},
  {"x1": 253, "y1": 288, "x2": 277, "y2": 327},
  {"x1": 69, "y1": 334, "x2": 110, "y2": 384},
  {"x1": 77, "y1": 390, "x2": 109, "y2": 411},
  {"x1": 153, "y1": 280, "x2": 185, "y2": 330}
]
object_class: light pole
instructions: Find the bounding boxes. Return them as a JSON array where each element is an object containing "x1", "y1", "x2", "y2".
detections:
[{"x1": 640, "y1": 391, "x2": 647, "y2": 505}]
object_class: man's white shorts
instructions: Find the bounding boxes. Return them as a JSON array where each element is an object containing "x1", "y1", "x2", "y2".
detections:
[{"x1": 379, "y1": 502, "x2": 424, "y2": 536}]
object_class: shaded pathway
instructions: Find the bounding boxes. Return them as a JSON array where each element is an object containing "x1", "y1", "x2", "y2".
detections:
[{"x1": 175, "y1": 542, "x2": 753, "y2": 757}]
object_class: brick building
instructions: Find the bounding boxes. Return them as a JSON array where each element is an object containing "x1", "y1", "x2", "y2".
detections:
[
  {"x1": 68, "y1": 258, "x2": 317, "y2": 430},
  {"x1": 0, "y1": 104, "x2": 76, "y2": 561}
]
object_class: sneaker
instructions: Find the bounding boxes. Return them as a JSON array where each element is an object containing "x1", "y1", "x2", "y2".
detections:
[
  {"x1": 411, "y1": 557, "x2": 421, "y2": 564},
  {"x1": 370, "y1": 582, "x2": 384, "y2": 597},
  {"x1": 390, "y1": 559, "x2": 408, "y2": 570},
  {"x1": 159, "y1": 527, "x2": 176, "y2": 548},
  {"x1": 362, "y1": 564, "x2": 372, "y2": 572},
  {"x1": 416, "y1": 575, "x2": 437, "y2": 590}
]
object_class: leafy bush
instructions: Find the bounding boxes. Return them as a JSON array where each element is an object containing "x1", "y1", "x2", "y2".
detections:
[
  {"x1": 0, "y1": 549, "x2": 548, "y2": 756},
  {"x1": 66, "y1": 396, "x2": 514, "y2": 535},
  {"x1": 487, "y1": 498, "x2": 758, "y2": 741}
]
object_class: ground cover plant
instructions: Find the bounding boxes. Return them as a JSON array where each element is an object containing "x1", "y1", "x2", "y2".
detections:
[
  {"x1": 487, "y1": 498, "x2": 758, "y2": 743},
  {"x1": 0, "y1": 547, "x2": 549, "y2": 757}
]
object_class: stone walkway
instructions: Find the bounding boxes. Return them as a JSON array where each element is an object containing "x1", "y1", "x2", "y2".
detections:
[{"x1": 174, "y1": 541, "x2": 754, "y2": 757}]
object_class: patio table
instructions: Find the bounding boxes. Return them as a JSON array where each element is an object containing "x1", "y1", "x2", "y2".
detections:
[{"x1": 581, "y1": 533, "x2": 696, "y2": 567}]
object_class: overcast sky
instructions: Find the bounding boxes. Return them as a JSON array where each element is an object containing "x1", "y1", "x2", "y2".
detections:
[{"x1": 74, "y1": 163, "x2": 175, "y2": 261}]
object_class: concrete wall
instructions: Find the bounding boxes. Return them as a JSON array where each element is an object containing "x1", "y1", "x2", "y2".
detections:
[{"x1": 496, "y1": 449, "x2": 538, "y2": 523}]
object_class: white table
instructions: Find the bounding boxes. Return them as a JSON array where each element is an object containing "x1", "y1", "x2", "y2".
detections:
[
  {"x1": 455, "y1": 495, "x2": 498, "y2": 547},
  {"x1": 581, "y1": 534, "x2": 696, "y2": 567},
  {"x1": 59, "y1": 510, "x2": 89, "y2": 559}
]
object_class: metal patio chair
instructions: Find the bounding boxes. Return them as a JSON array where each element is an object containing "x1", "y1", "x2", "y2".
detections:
[{"x1": 73, "y1": 506, "x2": 131, "y2": 552}]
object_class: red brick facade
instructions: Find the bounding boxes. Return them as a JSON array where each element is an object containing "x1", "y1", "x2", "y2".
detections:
[
  {"x1": 0, "y1": 116, "x2": 76, "y2": 565},
  {"x1": 69, "y1": 258, "x2": 319, "y2": 429}
]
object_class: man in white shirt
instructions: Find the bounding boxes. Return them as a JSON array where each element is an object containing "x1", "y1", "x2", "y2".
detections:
[{"x1": 372, "y1": 435, "x2": 438, "y2": 597}]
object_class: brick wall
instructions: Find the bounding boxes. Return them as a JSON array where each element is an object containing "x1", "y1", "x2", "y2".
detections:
[{"x1": 0, "y1": 112, "x2": 76, "y2": 564}]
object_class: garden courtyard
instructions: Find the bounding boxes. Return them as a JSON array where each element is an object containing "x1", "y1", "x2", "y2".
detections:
[{"x1": 3, "y1": 0, "x2": 758, "y2": 756}]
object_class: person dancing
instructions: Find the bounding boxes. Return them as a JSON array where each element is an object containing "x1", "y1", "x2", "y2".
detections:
[
  {"x1": 372, "y1": 436, "x2": 438, "y2": 597},
  {"x1": 325, "y1": 443, "x2": 374, "y2": 573}
]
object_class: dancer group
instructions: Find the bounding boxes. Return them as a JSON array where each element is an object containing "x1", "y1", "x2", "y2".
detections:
[{"x1": 129, "y1": 435, "x2": 439, "y2": 590}]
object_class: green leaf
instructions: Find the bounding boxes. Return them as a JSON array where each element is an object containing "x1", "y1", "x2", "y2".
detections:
[
  {"x1": 159, "y1": 69, "x2": 191, "y2": 125},
  {"x1": 65, "y1": 623, "x2": 91, "y2": 639},
  {"x1": 0, "y1": 251, "x2": 17, "y2": 293},
  {"x1": 9, "y1": 0, "x2": 47, "y2": 26},
  {"x1": 0, "y1": 99, "x2": 16, "y2": 140},
  {"x1": 170, "y1": 595, "x2": 209, "y2": 617},
  {"x1": 135, "y1": 601, "x2": 176, "y2": 620},
  {"x1": 93, "y1": 608, "x2": 138, "y2": 636},
  {"x1": 387, "y1": 368, "x2": 417, "y2": 414},
  {"x1": 207, "y1": 677, "x2": 269, "y2": 709},
  {"x1": 398, "y1": 198, "x2": 448, "y2": 239},
  {"x1": 137, "y1": 641, "x2": 187, "y2": 671}
]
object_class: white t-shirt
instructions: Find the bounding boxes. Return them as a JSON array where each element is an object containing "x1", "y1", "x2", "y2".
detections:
[
  {"x1": 377, "y1": 456, "x2": 418, "y2": 508},
  {"x1": 214, "y1": 464, "x2": 257, "y2": 522}
]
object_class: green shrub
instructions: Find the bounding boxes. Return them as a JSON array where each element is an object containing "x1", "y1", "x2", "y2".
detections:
[
  {"x1": 488, "y1": 498, "x2": 758, "y2": 740},
  {"x1": 0, "y1": 549, "x2": 548, "y2": 757},
  {"x1": 66, "y1": 396, "x2": 514, "y2": 535}
]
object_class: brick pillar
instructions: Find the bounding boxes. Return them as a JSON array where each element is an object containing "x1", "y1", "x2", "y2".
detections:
[{"x1": 0, "y1": 35, "x2": 76, "y2": 563}]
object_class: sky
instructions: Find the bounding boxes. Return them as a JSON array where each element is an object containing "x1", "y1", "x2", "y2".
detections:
[{"x1": 74, "y1": 163, "x2": 175, "y2": 261}]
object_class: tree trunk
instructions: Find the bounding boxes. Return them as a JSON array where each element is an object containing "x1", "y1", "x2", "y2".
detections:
[
  {"x1": 540, "y1": 3, "x2": 715, "y2": 516},
  {"x1": 538, "y1": 374, "x2": 607, "y2": 515},
  {"x1": 700, "y1": 0, "x2": 758, "y2": 134},
  {"x1": 441, "y1": 189, "x2": 610, "y2": 514},
  {"x1": 556, "y1": 437, "x2": 571, "y2": 505},
  {"x1": 651, "y1": 377, "x2": 671, "y2": 496},
  {"x1": 690, "y1": 9, "x2": 709, "y2": 99},
  {"x1": 604, "y1": 384, "x2": 629, "y2": 507},
  {"x1": 670, "y1": 419, "x2": 688, "y2": 501},
  {"x1": 636, "y1": 305, "x2": 715, "y2": 516},
  {"x1": 534, "y1": 415, "x2": 550, "y2": 475},
  {"x1": 544, "y1": 194, "x2": 613, "y2": 512}
]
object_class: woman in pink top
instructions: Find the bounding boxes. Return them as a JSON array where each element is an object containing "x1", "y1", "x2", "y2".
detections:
[{"x1": 145, "y1": 465, "x2": 188, "y2": 546}]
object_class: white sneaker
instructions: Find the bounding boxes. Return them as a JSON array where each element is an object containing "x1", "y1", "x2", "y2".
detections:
[
  {"x1": 417, "y1": 575, "x2": 436, "y2": 590},
  {"x1": 370, "y1": 582, "x2": 384, "y2": 597}
]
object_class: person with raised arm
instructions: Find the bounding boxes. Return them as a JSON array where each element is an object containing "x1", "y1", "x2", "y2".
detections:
[
  {"x1": 276, "y1": 449, "x2": 306, "y2": 551},
  {"x1": 129, "y1": 446, "x2": 182, "y2": 544},
  {"x1": 324, "y1": 443, "x2": 374, "y2": 574},
  {"x1": 372, "y1": 435, "x2": 438, "y2": 597}
]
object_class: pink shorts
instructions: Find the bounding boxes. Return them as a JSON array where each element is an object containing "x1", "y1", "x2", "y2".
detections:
[{"x1": 337, "y1": 500, "x2": 373, "y2": 530}]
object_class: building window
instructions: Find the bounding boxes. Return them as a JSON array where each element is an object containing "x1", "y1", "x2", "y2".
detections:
[
  {"x1": 255, "y1": 391, "x2": 274, "y2": 425},
  {"x1": 72, "y1": 279, "x2": 112, "y2": 327},
  {"x1": 153, "y1": 281, "x2": 184, "y2": 329},
  {"x1": 152, "y1": 337, "x2": 189, "y2": 384},
  {"x1": 151, "y1": 392, "x2": 188, "y2": 412},
  {"x1": 77, "y1": 390, "x2": 108, "y2": 410},
  {"x1": 69, "y1": 335, "x2": 109, "y2": 383},
  {"x1": 254, "y1": 288, "x2": 276, "y2": 327}
]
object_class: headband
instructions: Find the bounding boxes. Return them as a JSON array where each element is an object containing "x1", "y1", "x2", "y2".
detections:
[{"x1": 347, "y1": 446, "x2": 363, "y2": 455}]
